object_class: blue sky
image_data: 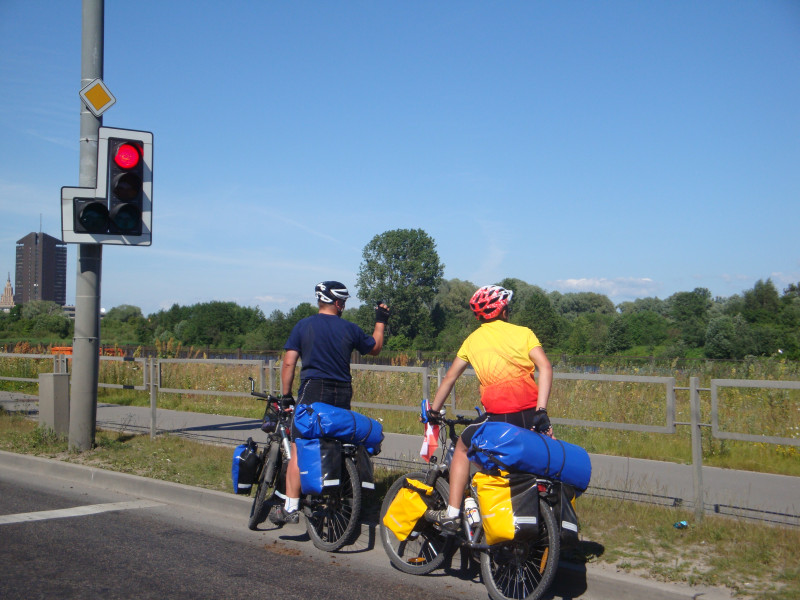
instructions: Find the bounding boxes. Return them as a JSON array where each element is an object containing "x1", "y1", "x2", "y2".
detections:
[{"x1": 1, "y1": 1, "x2": 799, "y2": 316}]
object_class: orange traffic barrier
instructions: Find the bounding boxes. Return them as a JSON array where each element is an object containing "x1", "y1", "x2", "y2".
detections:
[{"x1": 50, "y1": 346, "x2": 124, "y2": 357}]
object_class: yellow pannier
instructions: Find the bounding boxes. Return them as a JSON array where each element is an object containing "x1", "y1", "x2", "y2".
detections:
[
  {"x1": 472, "y1": 471, "x2": 540, "y2": 545},
  {"x1": 382, "y1": 478, "x2": 434, "y2": 541}
]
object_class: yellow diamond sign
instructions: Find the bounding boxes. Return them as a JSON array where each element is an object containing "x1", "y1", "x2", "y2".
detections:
[{"x1": 79, "y1": 78, "x2": 116, "y2": 117}]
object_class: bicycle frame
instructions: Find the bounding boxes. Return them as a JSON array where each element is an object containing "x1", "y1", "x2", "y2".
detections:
[
  {"x1": 247, "y1": 377, "x2": 365, "y2": 551},
  {"x1": 425, "y1": 411, "x2": 567, "y2": 551}
]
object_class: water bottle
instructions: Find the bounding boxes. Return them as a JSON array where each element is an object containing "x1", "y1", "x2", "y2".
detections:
[
  {"x1": 281, "y1": 436, "x2": 292, "y2": 460},
  {"x1": 444, "y1": 442, "x2": 455, "y2": 466},
  {"x1": 464, "y1": 496, "x2": 481, "y2": 527}
]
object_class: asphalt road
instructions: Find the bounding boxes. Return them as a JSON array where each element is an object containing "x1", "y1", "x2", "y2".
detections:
[
  {"x1": 0, "y1": 455, "x2": 737, "y2": 600},
  {"x1": 0, "y1": 468, "x2": 473, "y2": 600}
]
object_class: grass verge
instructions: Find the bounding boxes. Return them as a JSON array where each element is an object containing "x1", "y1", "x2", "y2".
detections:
[{"x1": 2, "y1": 408, "x2": 798, "y2": 599}]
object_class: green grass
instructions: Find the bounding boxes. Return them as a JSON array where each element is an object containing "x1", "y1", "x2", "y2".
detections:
[
  {"x1": 0, "y1": 409, "x2": 232, "y2": 491},
  {"x1": 86, "y1": 384, "x2": 800, "y2": 477},
  {"x1": 2, "y1": 407, "x2": 798, "y2": 599},
  {"x1": 571, "y1": 495, "x2": 800, "y2": 599}
]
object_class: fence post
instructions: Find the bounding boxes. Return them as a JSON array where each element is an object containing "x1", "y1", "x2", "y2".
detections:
[
  {"x1": 423, "y1": 366, "x2": 430, "y2": 400},
  {"x1": 149, "y1": 358, "x2": 158, "y2": 440},
  {"x1": 690, "y1": 376, "x2": 704, "y2": 521},
  {"x1": 267, "y1": 359, "x2": 274, "y2": 395}
]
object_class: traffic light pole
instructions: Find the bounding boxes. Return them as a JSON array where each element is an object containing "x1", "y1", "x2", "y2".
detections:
[{"x1": 69, "y1": 0, "x2": 104, "y2": 451}]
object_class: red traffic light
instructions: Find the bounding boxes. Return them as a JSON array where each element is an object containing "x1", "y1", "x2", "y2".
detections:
[{"x1": 113, "y1": 143, "x2": 141, "y2": 169}]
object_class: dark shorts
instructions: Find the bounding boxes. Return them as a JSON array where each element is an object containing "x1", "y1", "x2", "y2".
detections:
[
  {"x1": 459, "y1": 408, "x2": 539, "y2": 449},
  {"x1": 297, "y1": 378, "x2": 353, "y2": 409},
  {"x1": 291, "y1": 378, "x2": 353, "y2": 441}
]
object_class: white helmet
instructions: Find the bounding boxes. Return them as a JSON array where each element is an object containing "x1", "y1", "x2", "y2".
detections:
[{"x1": 314, "y1": 281, "x2": 350, "y2": 304}]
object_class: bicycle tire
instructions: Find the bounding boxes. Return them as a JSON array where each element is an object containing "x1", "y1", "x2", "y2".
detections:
[
  {"x1": 479, "y1": 498, "x2": 560, "y2": 600},
  {"x1": 379, "y1": 470, "x2": 454, "y2": 575},
  {"x1": 304, "y1": 456, "x2": 362, "y2": 552},
  {"x1": 248, "y1": 442, "x2": 280, "y2": 530}
]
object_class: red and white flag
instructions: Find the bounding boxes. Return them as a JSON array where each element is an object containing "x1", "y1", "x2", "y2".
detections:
[{"x1": 420, "y1": 422, "x2": 440, "y2": 462}]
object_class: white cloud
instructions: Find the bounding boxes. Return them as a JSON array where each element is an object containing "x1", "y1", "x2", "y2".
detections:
[{"x1": 549, "y1": 277, "x2": 661, "y2": 302}]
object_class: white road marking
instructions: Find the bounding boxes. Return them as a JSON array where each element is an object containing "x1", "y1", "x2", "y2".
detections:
[{"x1": 0, "y1": 499, "x2": 164, "y2": 525}]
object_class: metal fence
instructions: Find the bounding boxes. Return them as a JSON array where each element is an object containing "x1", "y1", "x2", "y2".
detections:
[{"x1": 2, "y1": 352, "x2": 798, "y2": 520}]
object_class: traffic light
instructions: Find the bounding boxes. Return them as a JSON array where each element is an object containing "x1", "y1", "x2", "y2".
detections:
[
  {"x1": 107, "y1": 137, "x2": 145, "y2": 236},
  {"x1": 61, "y1": 127, "x2": 153, "y2": 245}
]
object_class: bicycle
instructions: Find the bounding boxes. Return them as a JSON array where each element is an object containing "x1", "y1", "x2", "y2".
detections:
[
  {"x1": 379, "y1": 408, "x2": 565, "y2": 600},
  {"x1": 246, "y1": 377, "x2": 363, "y2": 552}
]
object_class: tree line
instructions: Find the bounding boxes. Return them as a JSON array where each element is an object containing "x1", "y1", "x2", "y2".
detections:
[{"x1": 1, "y1": 229, "x2": 798, "y2": 360}]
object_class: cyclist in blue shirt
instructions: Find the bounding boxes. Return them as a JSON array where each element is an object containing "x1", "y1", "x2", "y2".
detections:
[{"x1": 270, "y1": 280, "x2": 389, "y2": 525}]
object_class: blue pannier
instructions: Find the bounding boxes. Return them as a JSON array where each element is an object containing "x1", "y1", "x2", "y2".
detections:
[
  {"x1": 293, "y1": 402, "x2": 383, "y2": 454},
  {"x1": 296, "y1": 437, "x2": 342, "y2": 495},
  {"x1": 231, "y1": 438, "x2": 260, "y2": 495},
  {"x1": 467, "y1": 421, "x2": 592, "y2": 493}
]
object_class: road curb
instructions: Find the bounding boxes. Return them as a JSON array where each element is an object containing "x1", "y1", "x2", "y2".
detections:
[{"x1": 0, "y1": 449, "x2": 252, "y2": 517}]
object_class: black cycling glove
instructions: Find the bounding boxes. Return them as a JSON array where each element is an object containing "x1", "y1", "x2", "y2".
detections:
[
  {"x1": 375, "y1": 304, "x2": 390, "y2": 325},
  {"x1": 532, "y1": 408, "x2": 551, "y2": 433},
  {"x1": 426, "y1": 409, "x2": 443, "y2": 424}
]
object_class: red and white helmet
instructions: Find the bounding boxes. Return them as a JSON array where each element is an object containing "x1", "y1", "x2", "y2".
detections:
[{"x1": 469, "y1": 285, "x2": 513, "y2": 321}]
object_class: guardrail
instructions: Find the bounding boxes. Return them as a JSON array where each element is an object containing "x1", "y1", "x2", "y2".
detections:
[{"x1": 2, "y1": 352, "x2": 798, "y2": 520}]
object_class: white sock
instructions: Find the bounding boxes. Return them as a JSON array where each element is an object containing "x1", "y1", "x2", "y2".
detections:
[
  {"x1": 446, "y1": 505, "x2": 460, "y2": 518},
  {"x1": 285, "y1": 497, "x2": 299, "y2": 513}
]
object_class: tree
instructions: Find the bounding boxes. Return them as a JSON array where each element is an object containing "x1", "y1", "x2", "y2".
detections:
[
  {"x1": 497, "y1": 278, "x2": 546, "y2": 308},
  {"x1": 742, "y1": 279, "x2": 780, "y2": 324},
  {"x1": 356, "y1": 229, "x2": 444, "y2": 341},
  {"x1": 564, "y1": 313, "x2": 612, "y2": 354},
  {"x1": 668, "y1": 288, "x2": 711, "y2": 348},
  {"x1": 620, "y1": 310, "x2": 669, "y2": 347},
  {"x1": 102, "y1": 305, "x2": 150, "y2": 345},
  {"x1": 513, "y1": 290, "x2": 560, "y2": 349},
  {"x1": 19, "y1": 301, "x2": 71, "y2": 339},
  {"x1": 704, "y1": 315, "x2": 739, "y2": 359},
  {"x1": 617, "y1": 296, "x2": 668, "y2": 316},
  {"x1": 604, "y1": 316, "x2": 632, "y2": 354},
  {"x1": 105, "y1": 305, "x2": 143, "y2": 322},
  {"x1": 431, "y1": 278, "x2": 479, "y2": 353},
  {"x1": 551, "y1": 292, "x2": 615, "y2": 319}
]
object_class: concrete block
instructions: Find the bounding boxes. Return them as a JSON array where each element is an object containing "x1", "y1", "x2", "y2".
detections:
[{"x1": 38, "y1": 373, "x2": 70, "y2": 435}]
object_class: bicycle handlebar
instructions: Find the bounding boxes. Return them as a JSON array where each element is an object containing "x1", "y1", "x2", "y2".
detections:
[
  {"x1": 248, "y1": 377, "x2": 295, "y2": 410},
  {"x1": 433, "y1": 415, "x2": 478, "y2": 427}
]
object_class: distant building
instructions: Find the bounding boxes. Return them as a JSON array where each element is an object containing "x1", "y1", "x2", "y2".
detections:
[
  {"x1": 14, "y1": 232, "x2": 67, "y2": 306},
  {"x1": 0, "y1": 273, "x2": 14, "y2": 312}
]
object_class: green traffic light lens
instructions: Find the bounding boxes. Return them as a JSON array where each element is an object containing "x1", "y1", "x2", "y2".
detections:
[
  {"x1": 78, "y1": 201, "x2": 109, "y2": 233},
  {"x1": 110, "y1": 203, "x2": 142, "y2": 233}
]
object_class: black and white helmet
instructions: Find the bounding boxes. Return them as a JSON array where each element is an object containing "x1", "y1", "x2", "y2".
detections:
[{"x1": 315, "y1": 281, "x2": 350, "y2": 304}]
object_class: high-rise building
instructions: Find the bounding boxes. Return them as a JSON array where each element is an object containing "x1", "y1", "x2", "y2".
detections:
[
  {"x1": 0, "y1": 273, "x2": 14, "y2": 312},
  {"x1": 14, "y1": 232, "x2": 67, "y2": 306}
]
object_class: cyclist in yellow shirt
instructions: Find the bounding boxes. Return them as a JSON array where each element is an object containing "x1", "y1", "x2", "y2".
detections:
[{"x1": 425, "y1": 285, "x2": 553, "y2": 532}]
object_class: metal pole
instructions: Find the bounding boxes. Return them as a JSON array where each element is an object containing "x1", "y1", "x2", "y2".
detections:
[
  {"x1": 690, "y1": 376, "x2": 704, "y2": 521},
  {"x1": 68, "y1": 0, "x2": 104, "y2": 451},
  {"x1": 150, "y1": 358, "x2": 157, "y2": 439}
]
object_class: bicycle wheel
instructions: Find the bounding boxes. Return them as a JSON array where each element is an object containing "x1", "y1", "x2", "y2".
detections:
[
  {"x1": 379, "y1": 470, "x2": 454, "y2": 575},
  {"x1": 248, "y1": 442, "x2": 280, "y2": 530},
  {"x1": 480, "y1": 498, "x2": 560, "y2": 600},
  {"x1": 304, "y1": 456, "x2": 362, "y2": 551}
]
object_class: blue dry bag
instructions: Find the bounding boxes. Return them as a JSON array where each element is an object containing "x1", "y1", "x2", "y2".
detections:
[
  {"x1": 296, "y1": 437, "x2": 342, "y2": 495},
  {"x1": 468, "y1": 421, "x2": 592, "y2": 493},
  {"x1": 293, "y1": 402, "x2": 383, "y2": 454},
  {"x1": 231, "y1": 438, "x2": 260, "y2": 495}
]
